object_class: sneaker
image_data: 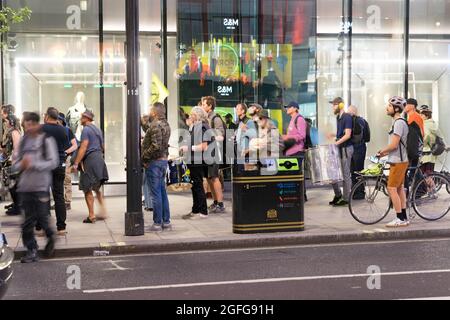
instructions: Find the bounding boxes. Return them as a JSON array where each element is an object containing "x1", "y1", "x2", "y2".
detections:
[
  {"x1": 44, "y1": 236, "x2": 55, "y2": 258},
  {"x1": 57, "y1": 230, "x2": 67, "y2": 236},
  {"x1": 21, "y1": 249, "x2": 39, "y2": 263},
  {"x1": 147, "y1": 224, "x2": 163, "y2": 232},
  {"x1": 182, "y1": 212, "x2": 197, "y2": 220},
  {"x1": 333, "y1": 198, "x2": 349, "y2": 206},
  {"x1": 385, "y1": 218, "x2": 410, "y2": 228},
  {"x1": 183, "y1": 212, "x2": 208, "y2": 220},
  {"x1": 144, "y1": 207, "x2": 153, "y2": 212},
  {"x1": 5, "y1": 209, "x2": 21, "y2": 216},
  {"x1": 208, "y1": 203, "x2": 217, "y2": 211},
  {"x1": 4, "y1": 203, "x2": 13, "y2": 210},
  {"x1": 329, "y1": 196, "x2": 340, "y2": 205},
  {"x1": 162, "y1": 223, "x2": 173, "y2": 231},
  {"x1": 212, "y1": 205, "x2": 226, "y2": 214}
]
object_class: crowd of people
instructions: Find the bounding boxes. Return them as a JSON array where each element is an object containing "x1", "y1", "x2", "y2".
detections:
[
  {"x1": 0, "y1": 105, "x2": 108, "y2": 263},
  {"x1": 2, "y1": 93, "x2": 444, "y2": 261}
]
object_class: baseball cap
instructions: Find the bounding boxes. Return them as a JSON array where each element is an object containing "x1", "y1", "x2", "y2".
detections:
[
  {"x1": 329, "y1": 97, "x2": 344, "y2": 105},
  {"x1": 284, "y1": 101, "x2": 299, "y2": 109},
  {"x1": 257, "y1": 109, "x2": 270, "y2": 119},
  {"x1": 81, "y1": 110, "x2": 94, "y2": 121}
]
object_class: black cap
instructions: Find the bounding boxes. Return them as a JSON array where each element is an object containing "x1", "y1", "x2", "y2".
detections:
[{"x1": 406, "y1": 98, "x2": 418, "y2": 107}]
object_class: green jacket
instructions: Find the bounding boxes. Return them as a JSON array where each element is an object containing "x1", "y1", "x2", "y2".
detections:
[
  {"x1": 141, "y1": 119, "x2": 171, "y2": 164},
  {"x1": 422, "y1": 119, "x2": 438, "y2": 164}
]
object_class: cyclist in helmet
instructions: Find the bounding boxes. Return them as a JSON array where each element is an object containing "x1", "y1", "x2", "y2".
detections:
[{"x1": 377, "y1": 96, "x2": 410, "y2": 228}]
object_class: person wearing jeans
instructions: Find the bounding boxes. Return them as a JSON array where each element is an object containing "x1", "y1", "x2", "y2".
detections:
[
  {"x1": 146, "y1": 160, "x2": 170, "y2": 226},
  {"x1": 142, "y1": 102, "x2": 172, "y2": 232}
]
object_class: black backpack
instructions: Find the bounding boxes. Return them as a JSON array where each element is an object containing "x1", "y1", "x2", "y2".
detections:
[
  {"x1": 394, "y1": 118, "x2": 423, "y2": 161},
  {"x1": 362, "y1": 118, "x2": 371, "y2": 143},
  {"x1": 351, "y1": 115, "x2": 364, "y2": 144},
  {"x1": 406, "y1": 121, "x2": 423, "y2": 160},
  {"x1": 294, "y1": 114, "x2": 313, "y2": 149}
]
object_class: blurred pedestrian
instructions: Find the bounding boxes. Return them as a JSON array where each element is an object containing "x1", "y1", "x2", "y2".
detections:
[
  {"x1": 14, "y1": 112, "x2": 59, "y2": 263},
  {"x1": 142, "y1": 102, "x2": 172, "y2": 232},
  {"x1": 72, "y1": 111, "x2": 109, "y2": 224}
]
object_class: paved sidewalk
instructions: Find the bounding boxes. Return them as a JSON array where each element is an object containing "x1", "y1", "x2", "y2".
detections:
[{"x1": 2, "y1": 187, "x2": 450, "y2": 258}]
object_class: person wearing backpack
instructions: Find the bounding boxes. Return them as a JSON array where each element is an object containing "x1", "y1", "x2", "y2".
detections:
[
  {"x1": 404, "y1": 98, "x2": 424, "y2": 191},
  {"x1": 201, "y1": 96, "x2": 226, "y2": 214},
  {"x1": 282, "y1": 101, "x2": 307, "y2": 156},
  {"x1": 42, "y1": 108, "x2": 72, "y2": 236},
  {"x1": 348, "y1": 105, "x2": 371, "y2": 200},
  {"x1": 327, "y1": 97, "x2": 354, "y2": 207},
  {"x1": 282, "y1": 101, "x2": 308, "y2": 201},
  {"x1": 377, "y1": 96, "x2": 410, "y2": 228},
  {"x1": 418, "y1": 105, "x2": 439, "y2": 175}
]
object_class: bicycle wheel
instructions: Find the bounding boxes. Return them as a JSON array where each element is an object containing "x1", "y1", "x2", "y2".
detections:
[
  {"x1": 413, "y1": 173, "x2": 450, "y2": 221},
  {"x1": 349, "y1": 178, "x2": 391, "y2": 225}
]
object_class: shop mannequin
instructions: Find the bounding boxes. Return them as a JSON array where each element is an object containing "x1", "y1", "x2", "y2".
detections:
[{"x1": 66, "y1": 92, "x2": 92, "y2": 141}]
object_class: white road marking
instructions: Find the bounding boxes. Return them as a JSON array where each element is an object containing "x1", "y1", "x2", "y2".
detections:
[
  {"x1": 97, "y1": 260, "x2": 130, "y2": 271},
  {"x1": 19, "y1": 237, "x2": 450, "y2": 263},
  {"x1": 83, "y1": 268, "x2": 450, "y2": 294},
  {"x1": 404, "y1": 297, "x2": 450, "y2": 300}
]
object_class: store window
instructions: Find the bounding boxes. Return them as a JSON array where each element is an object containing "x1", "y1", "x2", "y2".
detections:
[
  {"x1": 409, "y1": 0, "x2": 450, "y2": 170},
  {"x1": 317, "y1": 0, "x2": 406, "y2": 157},
  {"x1": 175, "y1": 0, "x2": 316, "y2": 135},
  {"x1": 3, "y1": 0, "x2": 165, "y2": 183}
]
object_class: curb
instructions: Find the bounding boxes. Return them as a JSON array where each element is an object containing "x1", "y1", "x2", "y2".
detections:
[{"x1": 13, "y1": 227, "x2": 450, "y2": 260}]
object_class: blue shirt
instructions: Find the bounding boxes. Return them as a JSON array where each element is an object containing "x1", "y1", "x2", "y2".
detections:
[
  {"x1": 80, "y1": 124, "x2": 104, "y2": 156},
  {"x1": 336, "y1": 113, "x2": 353, "y2": 148}
]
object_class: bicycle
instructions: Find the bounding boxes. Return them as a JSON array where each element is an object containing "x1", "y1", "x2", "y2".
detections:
[
  {"x1": 436, "y1": 147, "x2": 450, "y2": 194},
  {"x1": 348, "y1": 153, "x2": 450, "y2": 225}
]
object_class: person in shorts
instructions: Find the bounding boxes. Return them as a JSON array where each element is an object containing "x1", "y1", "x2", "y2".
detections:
[{"x1": 377, "y1": 96, "x2": 409, "y2": 228}]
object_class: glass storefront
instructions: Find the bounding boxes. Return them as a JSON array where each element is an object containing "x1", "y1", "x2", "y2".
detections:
[{"x1": 1, "y1": 0, "x2": 449, "y2": 186}]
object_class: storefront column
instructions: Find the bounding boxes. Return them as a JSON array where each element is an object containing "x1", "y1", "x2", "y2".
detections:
[{"x1": 124, "y1": 0, "x2": 144, "y2": 236}]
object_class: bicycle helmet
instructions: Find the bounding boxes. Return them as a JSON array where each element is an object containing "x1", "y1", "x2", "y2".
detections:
[
  {"x1": 417, "y1": 105, "x2": 431, "y2": 113},
  {"x1": 388, "y1": 96, "x2": 407, "y2": 111}
]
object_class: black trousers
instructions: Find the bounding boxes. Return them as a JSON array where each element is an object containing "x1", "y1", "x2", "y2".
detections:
[
  {"x1": 21, "y1": 192, "x2": 53, "y2": 251},
  {"x1": 189, "y1": 165, "x2": 208, "y2": 215},
  {"x1": 9, "y1": 183, "x2": 20, "y2": 211},
  {"x1": 52, "y1": 166, "x2": 67, "y2": 231},
  {"x1": 351, "y1": 145, "x2": 367, "y2": 196}
]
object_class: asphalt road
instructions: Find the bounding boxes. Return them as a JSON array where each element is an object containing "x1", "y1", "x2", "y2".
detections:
[{"x1": 4, "y1": 238, "x2": 450, "y2": 300}]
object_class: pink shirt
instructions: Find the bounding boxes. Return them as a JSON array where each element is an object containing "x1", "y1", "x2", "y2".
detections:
[{"x1": 285, "y1": 114, "x2": 307, "y2": 156}]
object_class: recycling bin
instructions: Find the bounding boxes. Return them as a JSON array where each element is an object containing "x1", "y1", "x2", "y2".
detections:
[{"x1": 232, "y1": 157, "x2": 304, "y2": 234}]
